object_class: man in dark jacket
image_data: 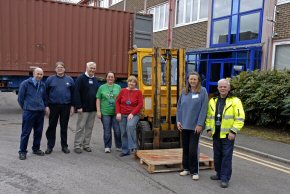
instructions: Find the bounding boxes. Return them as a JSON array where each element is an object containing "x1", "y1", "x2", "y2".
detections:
[
  {"x1": 17, "y1": 68, "x2": 49, "y2": 160},
  {"x1": 74, "y1": 62, "x2": 98, "y2": 153},
  {"x1": 45, "y1": 62, "x2": 75, "y2": 154}
]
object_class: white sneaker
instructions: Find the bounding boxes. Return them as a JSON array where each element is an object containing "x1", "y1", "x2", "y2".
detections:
[
  {"x1": 116, "y1": 148, "x2": 122, "y2": 152},
  {"x1": 105, "y1": 148, "x2": 111, "y2": 153},
  {"x1": 179, "y1": 170, "x2": 190, "y2": 176},
  {"x1": 192, "y1": 174, "x2": 199, "y2": 180}
]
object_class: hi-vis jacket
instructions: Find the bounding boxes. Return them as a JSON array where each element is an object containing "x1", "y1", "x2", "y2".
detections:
[{"x1": 206, "y1": 96, "x2": 245, "y2": 138}]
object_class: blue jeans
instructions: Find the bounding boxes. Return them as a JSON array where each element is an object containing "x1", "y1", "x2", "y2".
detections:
[
  {"x1": 119, "y1": 114, "x2": 140, "y2": 154},
  {"x1": 19, "y1": 110, "x2": 45, "y2": 153},
  {"x1": 213, "y1": 136, "x2": 235, "y2": 183},
  {"x1": 101, "y1": 115, "x2": 121, "y2": 149}
]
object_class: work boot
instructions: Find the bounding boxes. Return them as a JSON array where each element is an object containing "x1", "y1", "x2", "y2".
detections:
[
  {"x1": 221, "y1": 181, "x2": 229, "y2": 188},
  {"x1": 45, "y1": 148, "x2": 53, "y2": 154},
  {"x1": 62, "y1": 147, "x2": 70, "y2": 154},
  {"x1": 33, "y1": 150, "x2": 45, "y2": 156},
  {"x1": 210, "y1": 175, "x2": 220, "y2": 180},
  {"x1": 19, "y1": 153, "x2": 26, "y2": 160}
]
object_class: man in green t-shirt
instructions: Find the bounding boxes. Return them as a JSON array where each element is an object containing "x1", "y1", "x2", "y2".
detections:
[{"x1": 96, "y1": 72, "x2": 122, "y2": 153}]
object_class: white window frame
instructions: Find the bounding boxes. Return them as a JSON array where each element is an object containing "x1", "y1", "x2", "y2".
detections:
[
  {"x1": 277, "y1": 0, "x2": 290, "y2": 5},
  {"x1": 148, "y1": 3, "x2": 169, "y2": 32},
  {"x1": 175, "y1": 0, "x2": 208, "y2": 28},
  {"x1": 271, "y1": 40, "x2": 290, "y2": 70}
]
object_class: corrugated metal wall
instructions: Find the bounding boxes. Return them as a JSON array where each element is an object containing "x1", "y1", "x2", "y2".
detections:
[{"x1": 0, "y1": 0, "x2": 135, "y2": 77}]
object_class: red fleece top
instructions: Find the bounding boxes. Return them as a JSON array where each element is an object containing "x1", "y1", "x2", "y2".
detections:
[{"x1": 116, "y1": 88, "x2": 143, "y2": 115}]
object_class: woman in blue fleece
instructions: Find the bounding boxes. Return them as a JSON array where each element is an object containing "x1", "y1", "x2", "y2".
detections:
[{"x1": 177, "y1": 71, "x2": 208, "y2": 180}]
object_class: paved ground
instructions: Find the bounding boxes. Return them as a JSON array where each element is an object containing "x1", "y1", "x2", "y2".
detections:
[{"x1": 0, "y1": 92, "x2": 290, "y2": 194}]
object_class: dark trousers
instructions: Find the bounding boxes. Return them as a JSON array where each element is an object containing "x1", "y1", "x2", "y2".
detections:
[
  {"x1": 213, "y1": 136, "x2": 235, "y2": 183},
  {"x1": 182, "y1": 129, "x2": 200, "y2": 174},
  {"x1": 19, "y1": 110, "x2": 45, "y2": 153},
  {"x1": 46, "y1": 104, "x2": 70, "y2": 149}
]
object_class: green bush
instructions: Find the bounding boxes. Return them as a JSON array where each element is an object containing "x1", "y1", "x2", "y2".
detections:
[{"x1": 231, "y1": 70, "x2": 290, "y2": 129}]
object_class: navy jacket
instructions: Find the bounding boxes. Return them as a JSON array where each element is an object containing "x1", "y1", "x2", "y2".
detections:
[
  {"x1": 18, "y1": 78, "x2": 48, "y2": 111},
  {"x1": 46, "y1": 75, "x2": 75, "y2": 105},
  {"x1": 74, "y1": 73, "x2": 98, "y2": 112}
]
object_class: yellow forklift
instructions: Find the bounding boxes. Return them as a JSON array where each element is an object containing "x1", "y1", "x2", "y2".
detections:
[{"x1": 128, "y1": 48, "x2": 186, "y2": 149}]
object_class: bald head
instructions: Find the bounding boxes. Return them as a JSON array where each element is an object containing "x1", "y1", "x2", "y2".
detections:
[{"x1": 33, "y1": 68, "x2": 44, "y2": 81}]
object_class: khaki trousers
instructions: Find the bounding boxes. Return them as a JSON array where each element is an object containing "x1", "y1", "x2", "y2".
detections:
[{"x1": 74, "y1": 112, "x2": 96, "y2": 149}]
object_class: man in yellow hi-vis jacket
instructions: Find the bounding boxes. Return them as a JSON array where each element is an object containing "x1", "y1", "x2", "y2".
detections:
[{"x1": 206, "y1": 79, "x2": 245, "y2": 188}]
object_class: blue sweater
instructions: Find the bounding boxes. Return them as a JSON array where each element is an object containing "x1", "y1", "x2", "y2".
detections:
[
  {"x1": 46, "y1": 75, "x2": 75, "y2": 105},
  {"x1": 177, "y1": 87, "x2": 208, "y2": 130},
  {"x1": 74, "y1": 73, "x2": 98, "y2": 112},
  {"x1": 18, "y1": 78, "x2": 48, "y2": 111}
]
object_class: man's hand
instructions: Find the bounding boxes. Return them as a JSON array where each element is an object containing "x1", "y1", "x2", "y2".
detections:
[
  {"x1": 70, "y1": 106, "x2": 75, "y2": 116},
  {"x1": 45, "y1": 107, "x2": 50, "y2": 117},
  {"x1": 207, "y1": 130, "x2": 212, "y2": 137},
  {"x1": 177, "y1": 122, "x2": 183, "y2": 131},
  {"x1": 228, "y1": 132, "x2": 236, "y2": 140}
]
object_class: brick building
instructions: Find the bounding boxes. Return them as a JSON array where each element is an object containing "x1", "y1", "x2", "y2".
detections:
[
  {"x1": 272, "y1": 0, "x2": 290, "y2": 70},
  {"x1": 78, "y1": 0, "x2": 289, "y2": 92}
]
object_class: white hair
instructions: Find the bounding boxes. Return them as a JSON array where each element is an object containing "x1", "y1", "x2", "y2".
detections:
[
  {"x1": 218, "y1": 78, "x2": 230, "y2": 86},
  {"x1": 86, "y1": 61, "x2": 96, "y2": 68}
]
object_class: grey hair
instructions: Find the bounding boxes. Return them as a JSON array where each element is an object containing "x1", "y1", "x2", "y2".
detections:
[
  {"x1": 86, "y1": 61, "x2": 96, "y2": 68},
  {"x1": 218, "y1": 78, "x2": 230, "y2": 86}
]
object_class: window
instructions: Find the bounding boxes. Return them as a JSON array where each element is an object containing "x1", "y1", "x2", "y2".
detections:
[
  {"x1": 142, "y1": 56, "x2": 178, "y2": 86},
  {"x1": 273, "y1": 42, "x2": 290, "y2": 70},
  {"x1": 176, "y1": 0, "x2": 209, "y2": 26},
  {"x1": 211, "y1": 0, "x2": 264, "y2": 46},
  {"x1": 148, "y1": 3, "x2": 169, "y2": 32},
  {"x1": 240, "y1": 0, "x2": 263, "y2": 12},
  {"x1": 99, "y1": 0, "x2": 109, "y2": 8},
  {"x1": 239, "y1": 12, "x2": 260, "y2": 41},
  {"x1": 212, "y1": 19, "x2": 229, "y2": 44},
  {"x1": 277, "y1": 0, "x2": 290, "y2": 5},
  {"x1": 213, "y1": 0, "x2": 232, "y2": 18},
  {"x1": 111, "y1": 0, "x2": 122, "y2": 6}
]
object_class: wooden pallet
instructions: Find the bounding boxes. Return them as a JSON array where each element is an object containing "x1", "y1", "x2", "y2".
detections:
[{"x1": 135, "y1": 148, "x2": 214, "y2": 173}]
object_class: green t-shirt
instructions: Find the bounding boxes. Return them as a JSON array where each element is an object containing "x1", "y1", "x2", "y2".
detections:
[{"x1": 96, "y1": 83, "x2": 121, "y2": 115}]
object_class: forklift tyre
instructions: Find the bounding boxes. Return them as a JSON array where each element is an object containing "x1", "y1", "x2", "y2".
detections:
[{"x1": 137, "y1": 121, "x2": 153, "y2": 150}]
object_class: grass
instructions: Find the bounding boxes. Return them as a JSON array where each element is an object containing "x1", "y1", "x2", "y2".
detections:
[{"x1": 240, "y1": 125, "x2": 290, "y2": 145}]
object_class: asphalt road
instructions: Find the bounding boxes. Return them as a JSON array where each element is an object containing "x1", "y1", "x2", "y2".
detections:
[{"x1": 0, "y1": 92, "x2": 290, "y2": 194}]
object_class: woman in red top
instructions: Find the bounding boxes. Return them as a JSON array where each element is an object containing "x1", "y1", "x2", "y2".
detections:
[{"x1": 116, "y1": 75, "x2": 143, "y2": 157}]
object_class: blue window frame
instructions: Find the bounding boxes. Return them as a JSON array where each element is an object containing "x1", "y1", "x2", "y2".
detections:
[
  {"x1": 211, "y1": 0, "x2": 264, "y2": 47},
  {"x1": 186, "y1": 46, "x2": 262, "y2": 93}
]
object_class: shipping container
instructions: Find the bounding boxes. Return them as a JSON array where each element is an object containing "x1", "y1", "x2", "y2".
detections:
[{"x1": 0, "y1": 0, "x2": 153, "y2": 91}]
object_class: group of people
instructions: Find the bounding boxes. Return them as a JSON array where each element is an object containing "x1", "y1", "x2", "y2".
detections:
[
  {"x1": 17, "y1": 61, "x2": 143, "y2": 161},
  {"x1": 177, "y1": 72, "x2": 245, "y2": 188},
  {"x1": 17, "y1": 62, "x2": 244, "y2": 188}
]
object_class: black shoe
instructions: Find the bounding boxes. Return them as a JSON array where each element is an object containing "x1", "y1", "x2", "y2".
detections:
[
  {"x1": 119, "y1": 153, "x2": 130, "y2": 157},
  {"x1": 62, "y1": 147, "x2": 70, "y2": 154},
  {"x1": 33, "y1": 150, "x2": 45, "y2": 156},
  {"x1": 19, "y1": 153, "x2": 26, "y2": 160},
  {"x1": 210, "y1": 175, "x2": 220, "y2": 180},
  {"x1": 83, "y1": 147, "x2": 92, "y2": 152},
  {"x1": 45, "y1": 148, "x2": 53, "y2": 154},
  {"x1": 221, "y1": 181, "x2": 229, "y2": 188}
]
